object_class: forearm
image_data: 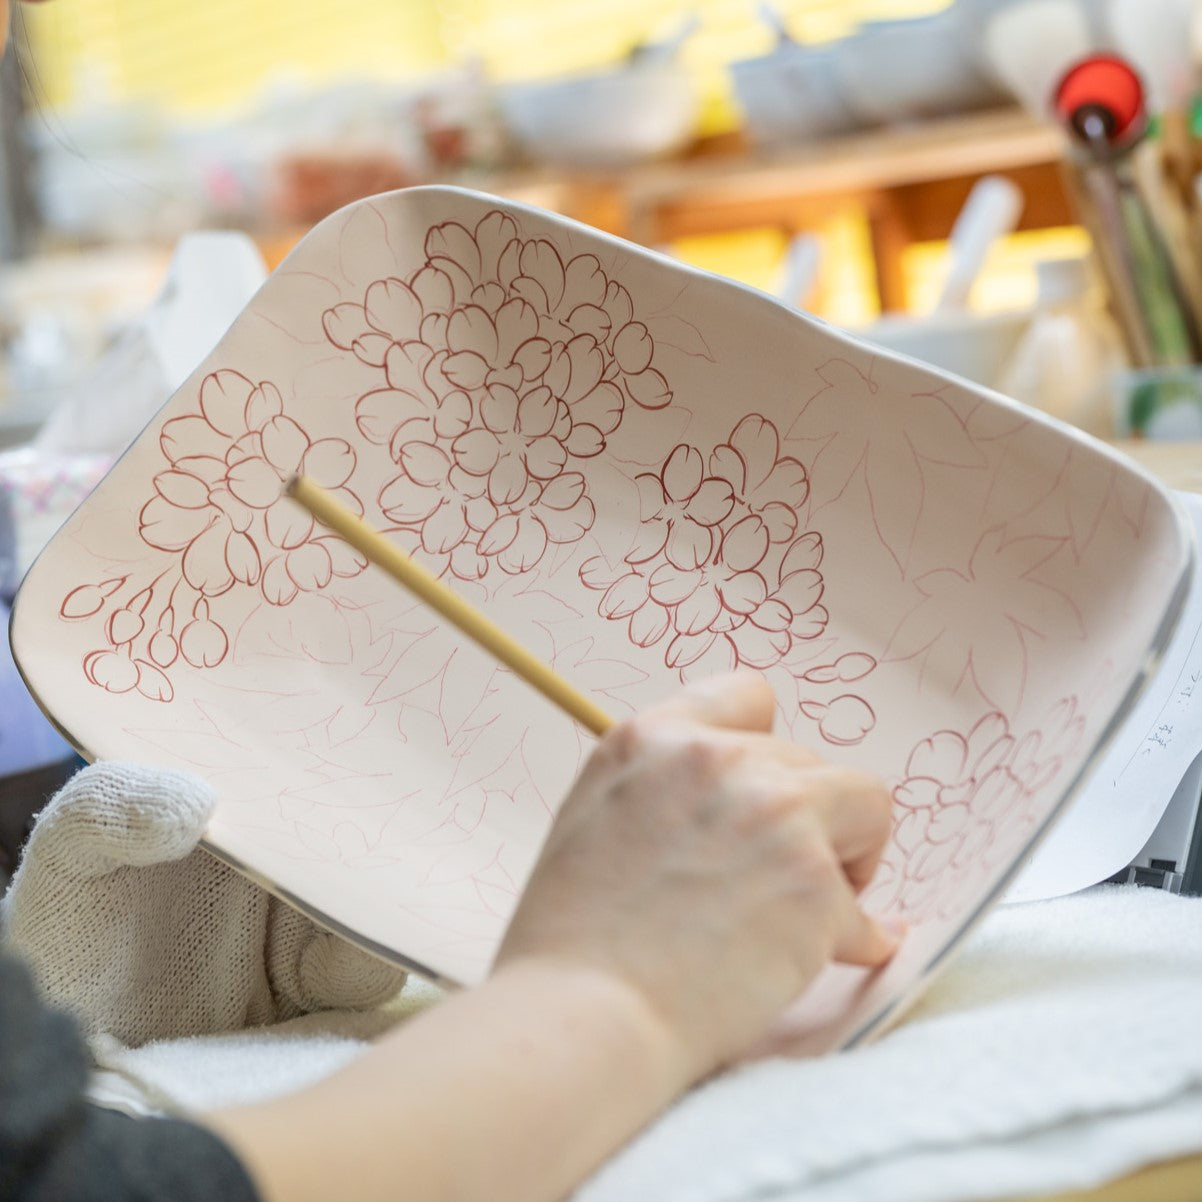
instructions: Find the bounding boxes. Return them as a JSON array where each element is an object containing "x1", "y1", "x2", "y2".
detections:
[{"x1": 205, "y1": 959, "x2": 688, "y2": 1202}]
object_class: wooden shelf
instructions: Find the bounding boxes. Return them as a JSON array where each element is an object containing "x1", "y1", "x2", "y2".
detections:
[
  {"x1": 483, "y1": 108, "x2": 1075, "y2": 310},
  {"x1": 261, "y1": 109, "x2": 1078, "y2": 310}
]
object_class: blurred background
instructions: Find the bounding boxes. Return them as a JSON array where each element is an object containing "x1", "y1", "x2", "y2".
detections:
[
  {"x1": 6, "y1": 0, "x2": 1202, "y2": 534},
  {"x1": 0, "y1": 0, "x2": 1095, "y2": 331}
]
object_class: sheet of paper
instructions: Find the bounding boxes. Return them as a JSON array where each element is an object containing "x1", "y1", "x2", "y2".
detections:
[{"x1": 1009, "y1": 489, "x2": 1202, "y2": 902}]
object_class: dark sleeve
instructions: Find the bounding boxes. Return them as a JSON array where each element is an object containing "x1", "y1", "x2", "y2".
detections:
[{"x1": 0, "y1": 948, "x2": 261, "y2": 1202}]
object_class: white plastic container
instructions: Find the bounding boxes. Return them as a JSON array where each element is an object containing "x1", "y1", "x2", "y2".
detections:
[{"x1": 997, "y1": 256, "x2": 1125, "y2": 437}]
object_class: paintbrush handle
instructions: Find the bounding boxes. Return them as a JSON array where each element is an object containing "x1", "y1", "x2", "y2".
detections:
[{"x1": 286, "y1": 475, "x2": 615, "y2": 737}]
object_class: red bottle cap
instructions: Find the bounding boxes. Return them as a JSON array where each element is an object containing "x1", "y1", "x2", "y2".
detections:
[{"x1": 1053, "y1": 54, "x2": 1147, "y2": 148}]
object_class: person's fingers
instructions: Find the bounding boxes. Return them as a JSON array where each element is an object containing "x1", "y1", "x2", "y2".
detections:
[
  {"x1": 832, "y1": 899, "x2": 904, "y2": 968},
  {"x1": 646, "y1": 671, "x2": 777, "y2": 734},
  {"x1": 781, "y1": 765, "x2": 895, "y2": 892},
  {"x1": 265, "y1": 902, "x2": 408, "y2": 1014},
  {"x1": 26, "y1": 761, "x2": 215, "y2": 877}
]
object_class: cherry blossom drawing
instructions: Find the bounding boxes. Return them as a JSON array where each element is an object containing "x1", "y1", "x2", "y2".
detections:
[
  {"x1": 581, "y1": 414, "x2": 836, "y2": 681},
  {"x1": 59, "y1": 208, "x2": 678, "y2": 701},
  {"x1": 324, "y1": 208, "x2": 672, "y2": 585},
  {"x1": 58, "y1": 370, "x2": 367, "y2": 700},
  {"x1": 798, "y1": 694, "x2": 877, "y2": 746},
  {"x1": 866, "y1": 697, "x2": 1085, "y2": 920}
]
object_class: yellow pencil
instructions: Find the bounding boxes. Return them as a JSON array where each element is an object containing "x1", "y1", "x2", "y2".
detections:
[{"x1": 285, "y1": 475, "x2": 615, "y2": 737}]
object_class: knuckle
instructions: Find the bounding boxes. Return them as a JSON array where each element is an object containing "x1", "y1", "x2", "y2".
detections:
[
  {"x1": 849, "y1": 771, "x2": 896, "y2": 838},
  {"x1": 594, "y1": 718, "x2": 743, "y2": 805},
  {"x1": 603, "y1": 716, "x2": 650, "y2": 766},
  {"x1": 630, "y1": 717, "x2": 744, "y2": 784},
  {"x1": 674, "y1": 733, "x2": 741, "y2": 782},
  {"x1": 598, "y1": 714, "x2": 679, "y2": 775},
  {"x1": 786, "y1": 829, "x2": 843, "y2": 888},
  {"x1": 733, "y1": 785, "x2": 840, "y2": 880},
  {"x1": 733, "y1": 777, "x2": 795, "y2": 831}
]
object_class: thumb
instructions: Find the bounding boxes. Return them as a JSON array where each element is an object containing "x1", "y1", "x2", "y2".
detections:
[
  {"x1": 834, "y1": 907, "x2": 905, "y2": 969},
  {"x1": 22, "y1": 761, "x2": 215, "y2": 879},
  {"x1": 647, "y1": 671, "x2": 777, "y2": 735},
  {"x1": 266, "y1": 902, "x2": 407, "y2": 1015}
]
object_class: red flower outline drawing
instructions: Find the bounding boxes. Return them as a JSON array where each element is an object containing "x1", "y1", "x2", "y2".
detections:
[
  {"x1": 581, "y1": 414, "x2": 839, "y2": 685},
  {"x1": 60, "y1": 369, "x2": 368, "y2": 700},
  {"x1": 865, "y1": 698, "x2": 1085, "y2": 920},
  {"x1": 326, "y1": 209, "x2": 671, "y2": 585},
  {"x1": 626, "y1": 444, "x2": 734, "y2": 570}
]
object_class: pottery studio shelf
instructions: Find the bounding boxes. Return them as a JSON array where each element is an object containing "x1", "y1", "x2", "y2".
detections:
[
  {"x1": 487, "y1": 107, "x2": 1075, "y2": 311},
  {"x1": 257, "y1": 108, "x2": 1075, "y2": 312}
]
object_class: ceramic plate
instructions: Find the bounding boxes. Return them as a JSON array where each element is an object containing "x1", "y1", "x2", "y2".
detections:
[{"x1": 11, "y1": 187, "x2": 1192, "y2": 1053}]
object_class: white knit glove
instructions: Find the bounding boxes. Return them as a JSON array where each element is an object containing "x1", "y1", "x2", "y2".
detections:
[{"x1": 0, "y1": 762, "x2": 406, "y2": 1046}]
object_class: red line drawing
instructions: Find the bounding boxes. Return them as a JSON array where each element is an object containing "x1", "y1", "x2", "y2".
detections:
[
  {"x1": 867, "y1": 697, "x2": 1085, "y2": 920},
  {"x1": 788, "y1": 358, "x2": 984, "y2": 576},
  {"x1": 325, "y1": 209, "x2": 672, "y2": 585},
  {"x1": 60, "y1": 369, "x2": 366, "y2": 699},
  {"x1": 39, "y1": 193, "x2": 1160, "y2": 967},
  {"x1": 580, "y1": 414, "x2": 838, "y2": 684},
  {"x1": 884, "y1": 527, "x2": 1083, "y2": 713}
]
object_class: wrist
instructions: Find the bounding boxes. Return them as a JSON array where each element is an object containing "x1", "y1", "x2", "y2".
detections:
[
  {"x1": 488, "y1": 954, "x2": 694, "y2": 1100},
  {"x1": 211, "y1": 956, "x2": 700, "y2": 1202}
]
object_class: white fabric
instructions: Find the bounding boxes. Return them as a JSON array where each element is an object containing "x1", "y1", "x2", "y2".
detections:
[
  {"x1": 86, "y1": 984, "x2": 443, "y2": 1119},
  {"x1": 579, "y1": 886, "x2": 1202, "y2": 1202},
  {"x1": 83, "y1": 885, "x2": 1202, "y2": 1202},
  {"x1": 1, "y1": 761, "x2": 407, "y2": 1046}
]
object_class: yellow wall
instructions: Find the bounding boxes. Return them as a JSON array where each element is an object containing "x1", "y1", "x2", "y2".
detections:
[
  {"x1": 19, "y1": 0, "x2": 1078, "y2": 321},
  {"x1": 21, "y1": 0, "x2": 952, "y2": 131},
  {"x1": 19, "y1": 0, "x2": 448, "y2": 116}
]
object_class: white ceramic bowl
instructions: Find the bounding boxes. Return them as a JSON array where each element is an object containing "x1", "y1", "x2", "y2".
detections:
[
  {"x1": 857, "y1": 309, "x2": 1032, "y2": 390},
  {"x1": 730, "y1": 42, "x2": 861, "y2": 145},
  {"x1": 833, "y1": 7, "x2": 1009, "y2": 126},
  {"x1": 497, "y1": 59, "x2": 698, "y2": 168}
]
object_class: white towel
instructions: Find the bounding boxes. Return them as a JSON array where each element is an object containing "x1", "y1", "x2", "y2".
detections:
[
  {"x1": 582, "y1": 885, "x2": 1202, "y2": 1202},
  {"x1": 86, "y1": 981, "x2": 443, "y2": 1117},
  {"x1": 89, "y1": 886, "x2": 1202, "y2": 1202}
]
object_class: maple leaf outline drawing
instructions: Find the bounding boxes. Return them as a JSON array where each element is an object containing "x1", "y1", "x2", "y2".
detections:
[
  {"x1": 788, "y1": 358, "x2": 985, "y2": 576},
  {"x1": 883, "y1": 527, "x2": 1083, "y2": 712}
]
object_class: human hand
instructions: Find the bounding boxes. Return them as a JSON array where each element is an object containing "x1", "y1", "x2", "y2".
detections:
[
  {"x1": 495, "y1": 672, "x2": 898, "y2": 1085},
  {"x1": 1, "y1": 761, "x2": 406, "y2": 1046}
]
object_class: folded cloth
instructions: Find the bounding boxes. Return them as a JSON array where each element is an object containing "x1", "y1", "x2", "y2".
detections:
[{"x1": 86, "y1": 886, "x2": 1202, "y2": 1202}]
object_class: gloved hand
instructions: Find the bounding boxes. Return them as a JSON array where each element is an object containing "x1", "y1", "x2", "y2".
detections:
[{"x1": 0, "y1": 761, "x2": 406, "y2": 1046}]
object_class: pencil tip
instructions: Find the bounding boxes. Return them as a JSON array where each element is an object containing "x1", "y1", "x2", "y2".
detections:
[{"x1": 284, "y1": 474, "x2": 300, "y2": 497}]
